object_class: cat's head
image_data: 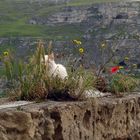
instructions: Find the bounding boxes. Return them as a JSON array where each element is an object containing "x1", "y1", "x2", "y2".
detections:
[{"x1": 43, "y1": 52, "x2": 55, "y2": 66}]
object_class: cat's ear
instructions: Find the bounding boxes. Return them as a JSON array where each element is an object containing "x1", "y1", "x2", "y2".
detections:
[{"x1": 49, "y1": 52, "x2": 54, "y2": 60}]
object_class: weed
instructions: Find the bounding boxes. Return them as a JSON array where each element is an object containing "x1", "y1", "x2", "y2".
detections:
[{"x1": 108, "y1": 74, "x2": 138, "y2": 94}]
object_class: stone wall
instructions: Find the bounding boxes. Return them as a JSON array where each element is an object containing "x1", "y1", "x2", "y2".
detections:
[{"x1": 0, "y1": 94, "x2": 140, "y2": 140}]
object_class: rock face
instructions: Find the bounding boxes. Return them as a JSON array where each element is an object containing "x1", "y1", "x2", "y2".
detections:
[
  {"x1": 29, "y1": 2, "x2": 140, "y2": 26},
  {"x1": 1, "y1": 1, "x2": 140, "y2": 65},
  {"x1": 27, "y1": 1, "x2": 140, "y2": 64},
  {"x1": 29, "y1": 6, "x2": 92, "y2": 25},
  {"x1": 0, "y1": 94, "x2": 140, "y2": 140}
]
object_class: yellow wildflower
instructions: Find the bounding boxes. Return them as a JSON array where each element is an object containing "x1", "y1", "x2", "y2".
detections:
[
  {"x1": 3, "y1": 51, "x2": 9, "y2": 56},
  {"x1": 79, "y1": 48, "x2": 84, "y2": 53},
  {"x1": 119, "y1": 66, "x2": 124, "y2": 69},
  {"x1": 73, "y1": 40, "x2": 77, "y2": 44},
  {"x1": 132, "y1": 64, "x2": 137, "y2": 68},
  {"x1": 124, "y1": 57, "x2": 129, "y2": 61},
  {"x1": 101, "y1": 43, "x2": 106, "y2": 48},
  {"x1": 73, "y1": 40, "x2": 82, "y2": 45},
  {"x1": 77, "y1": 41, "x2": 82, "y2": 45}
]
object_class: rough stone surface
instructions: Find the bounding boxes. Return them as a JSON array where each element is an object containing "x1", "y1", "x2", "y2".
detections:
[
  {"x1": 29, "y1": 1, "x2": 140, "y2": 26},
  {"x1": 0, "y1": 93, "x2": 140, "y2": 140}
]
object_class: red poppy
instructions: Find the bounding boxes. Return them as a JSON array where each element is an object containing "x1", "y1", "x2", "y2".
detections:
[{"x1": 110, "y1": 66, "x2": 119, "y2": 74}]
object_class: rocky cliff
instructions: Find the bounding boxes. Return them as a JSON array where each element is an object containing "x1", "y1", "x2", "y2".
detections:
[
  {"x1": 29, "y1": 1, "x2": 140, "y2": 26},
  {"x1": 8, "y1": 1, "x2": 140, "y2": 63},
  {"x1": 0, "y1": 94, "x2": 140, "y2": 140}
]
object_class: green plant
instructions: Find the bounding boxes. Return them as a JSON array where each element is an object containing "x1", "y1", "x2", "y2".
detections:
[
  {"x1": 44, "y1": 66, "x2": 95, "y2": 101},
  {"x1": 108, "y1": 74, "x2": 138, "y2": 94},
  {"x1": 2, "y1": 41, "x2": 95, "y2": 101},
  {"x1": 3, "y1": 41, "x2": 47, "y2": 100}
]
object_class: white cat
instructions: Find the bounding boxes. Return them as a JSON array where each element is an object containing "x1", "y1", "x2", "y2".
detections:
[{"x1": 43, "y1": 53, "x2": 68, "y2": 80}]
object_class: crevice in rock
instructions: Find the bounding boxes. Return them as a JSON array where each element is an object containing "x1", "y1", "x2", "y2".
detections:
[
  {"x1": 83, "y1": 110, "x2": 91, "y2": 130},
  {"x1": 79, "y1": 131, "x2": 82, "y2": 139},
  {"x1": 42, "y1": 117, "x2": 54, "y2": 140},
  {"x1": 50, "y1": 111, "x2": 63, "y2": 140},
  {"x1": 74, "y1": 114, "x2": 77, "y2": 120}
]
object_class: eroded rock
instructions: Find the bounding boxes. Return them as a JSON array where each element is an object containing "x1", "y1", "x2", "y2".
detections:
[{"x1": 0, "y1": 94, "x2": 140, "y2": 140}]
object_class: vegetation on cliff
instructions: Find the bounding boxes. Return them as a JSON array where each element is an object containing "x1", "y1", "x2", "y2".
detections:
[
  {"x1": 0, "y1": 0, "x2": 139, "y2": 100},
  {"x1": 0, "y1": 40, "x2": 138, "y2": 101}
]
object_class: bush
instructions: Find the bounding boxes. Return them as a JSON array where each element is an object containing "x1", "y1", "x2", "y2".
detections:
[
  {"x1": 3, "y1": 42, "x2": 47, "y2": 100},
  {"x1": 108, "y1": 74, "x2": 138, "y2": 94}
]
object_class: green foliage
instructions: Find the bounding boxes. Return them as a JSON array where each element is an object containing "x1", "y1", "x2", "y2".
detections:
[
  {"x1": 2, "y1": 41, "x2": 94, "y2": 101},
  {"x1": 0, "y1": 67, "x2": 5, "y2": 77},
  {"x1": 2, "y1": 42, "x2": 47, "y2": 100},
  {"x1": 68, "y1": 0, "x2": 120, "y2": 6},
  {"x1": 1, "y1": 39, "x2": 140, "y2": 100},
  {"x1": 109, "y1": 74, "x2": 138, "y2": 94}
]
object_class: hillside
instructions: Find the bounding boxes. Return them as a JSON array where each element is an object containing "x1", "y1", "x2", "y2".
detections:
[
  {"x1": 0, "y1": 0, "x2": 140, "y2": 67},
  {"x1": 0, "y1": 0, "x2": 121, "y2": 39}
]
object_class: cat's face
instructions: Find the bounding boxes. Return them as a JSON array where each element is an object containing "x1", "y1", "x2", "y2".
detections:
[
  {"x1": 48, "y1": 53, "x2": 54, "y2": 61},
  {"x1": 44, "y1": 53, "x2": 55, "y2": 66}
]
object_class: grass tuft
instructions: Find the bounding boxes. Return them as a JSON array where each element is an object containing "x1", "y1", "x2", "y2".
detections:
[{"x1": 108, "y1": 74, "x2": 139, "y2": 95}]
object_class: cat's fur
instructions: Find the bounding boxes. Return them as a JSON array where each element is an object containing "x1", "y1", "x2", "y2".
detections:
[{"x1": 44, "y1": 53, "x2": 68, "y2": 80}]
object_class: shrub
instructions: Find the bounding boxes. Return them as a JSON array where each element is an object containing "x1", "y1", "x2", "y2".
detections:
[
  {"x1": 3, "y1": 42, "x2": 47, "y2": 100},
  {"x1": 108, "y1": 74, "x2": 138, "y2": 94}
]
